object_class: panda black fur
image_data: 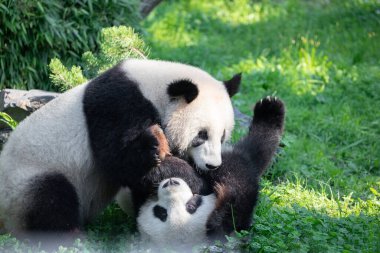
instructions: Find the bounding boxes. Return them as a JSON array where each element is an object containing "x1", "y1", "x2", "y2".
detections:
[
  {"x1": 0, "y1": 59, "x2": 241, "y2": 233},
  {"x1": 136, "y1": 97, "x2": 285, "y2": 244}
]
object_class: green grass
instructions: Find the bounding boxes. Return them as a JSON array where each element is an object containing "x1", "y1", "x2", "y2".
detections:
[{"x1": 1, "y1": 0, "x2": 380, "y2": 252}]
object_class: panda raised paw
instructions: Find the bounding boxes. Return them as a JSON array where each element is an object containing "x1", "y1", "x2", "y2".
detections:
[{"x1": 253, "y1": 96, "x2": 285, "y2": 129}]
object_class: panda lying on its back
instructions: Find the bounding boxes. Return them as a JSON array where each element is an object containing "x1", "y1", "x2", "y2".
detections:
[
  {"x1": 0, "y1": 59, "x2": 241, "y2": 233},
  {"x1": 138, "y1": 178, "x2": 216, "y2": 246},
  {"x1": 136, "y1": 97, "x2": 285, "y2": 244}
]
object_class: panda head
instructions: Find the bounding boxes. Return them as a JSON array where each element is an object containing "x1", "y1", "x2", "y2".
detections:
[
  {"x1": 148, "y1": 178, "x2": 202, "y2": 222},
  {"x1": 137, "y1": 178, "x2": 216, "y2": 246},
  {"x1": 164, "y1": 73, "x2": 241, "y2": 171},
  {"x1": 157, "y1": 178, "x2": 194, "y2": 206}
]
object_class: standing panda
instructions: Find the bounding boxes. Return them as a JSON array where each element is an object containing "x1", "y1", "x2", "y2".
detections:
[
  {"x1": 136, "y1": 97, "x2": 285, "y2": 245},
  {"x1": 0, "y1": 59, "x2": 241, "y2": 233}
]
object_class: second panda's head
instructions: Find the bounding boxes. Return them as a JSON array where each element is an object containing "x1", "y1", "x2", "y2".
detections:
[
  {"x1": 164, "y1": 73, "x2": 241, "y2": 171},
  {"x1": 137, "y1": 177, "x2": 216, "y2": 246}
]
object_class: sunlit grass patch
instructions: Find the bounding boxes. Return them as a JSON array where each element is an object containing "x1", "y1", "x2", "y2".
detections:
[
  {"x1": 261, "y1": 180, "x2": 380, "y2": 217},
  {"x1": 205, "y1": 179, "x2": 380, "y2": 252},
  {"x1": 243, "y1": 180, "x2": 380, "y2": 252},
  {"x1": 201, "y1": 180, "x2": 380, "y2": 252},
  {"x1": 185, "y1": 0, "x2": 285, "y2": 26},
  {"x1": 145, "y1": 0, "x2": 286, "y2": 48},
  {"x1": 144, "y1": 5, "x2": 202, "y2": 48},
  {"x1": 222, "y1": 37, "x2": 331, "y2": 97}
]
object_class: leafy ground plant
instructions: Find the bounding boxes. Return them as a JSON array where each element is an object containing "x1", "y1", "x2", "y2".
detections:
[{"x1": 1, "y1": 0, "x2": 379, "y2": 252}]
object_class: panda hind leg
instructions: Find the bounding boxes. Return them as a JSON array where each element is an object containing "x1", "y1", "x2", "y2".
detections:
[{"x1": 24, "y1": 172, "x2": 80, "y2": 232}]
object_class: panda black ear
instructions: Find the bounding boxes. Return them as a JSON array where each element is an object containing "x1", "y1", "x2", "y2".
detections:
[
  {"x1": 224, "y1": 73, "x2": 242, "y2": 97},
  {"x1": 167, "y1": 79, "x2": 199, "y2": 103}
]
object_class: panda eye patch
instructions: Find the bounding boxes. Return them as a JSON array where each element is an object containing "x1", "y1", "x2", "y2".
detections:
[
  {"x1": 198, "y1": 130, "x2": 208, "y2": 140},
  {"x1": 153, "y1": 205, "x2": 167, "y2": 222},
  {"x1": 191, "y1": 130, "x2": 208, "y2": 147}
]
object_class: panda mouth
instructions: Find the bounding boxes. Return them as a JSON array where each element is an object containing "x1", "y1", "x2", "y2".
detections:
[{"x1": 187, "y1": 156, "x2": 204, "y2": 174}]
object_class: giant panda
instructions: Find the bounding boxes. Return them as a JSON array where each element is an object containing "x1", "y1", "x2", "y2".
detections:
[
  {"x1": 136, "y1": 97, "x2": 285, "y2": 245},
  {"x1": 0, "y1": 59, "x2": 241, "y2": 233}
]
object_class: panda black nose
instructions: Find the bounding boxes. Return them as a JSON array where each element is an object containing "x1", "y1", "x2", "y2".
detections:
[
  {"x1": 206, "y1": 164, "x2": 219, "y2": 170},
  {"x1": 163, "y1": 178, "x2": 180, "y2": 188},
  {"x1": 169, "y1": 178, "x2": 180, "y2": 186}
]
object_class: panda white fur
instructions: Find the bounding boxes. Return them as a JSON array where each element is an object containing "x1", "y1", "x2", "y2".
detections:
[
  {"x1": 136, "y1": 97, "x2": 285, "y2": 245},
  {"x1": 0, "y1": 59, "x2": 241, "y2": 233}
]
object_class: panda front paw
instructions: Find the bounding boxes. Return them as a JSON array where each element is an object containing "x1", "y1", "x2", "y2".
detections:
[
  {"x1": 253, "y1": 96, "x2": 285, "y2": 129},
  {"x1": 138, "y1": 124, "x2": 171, "y2": 170},
  {"x1": 149, "y1": 124, "x2": 171, "y2": 161}
]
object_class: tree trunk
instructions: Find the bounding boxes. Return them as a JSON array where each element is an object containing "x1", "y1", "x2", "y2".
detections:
[{"x1": 140, "y1": 0, "x2": 163, "y2": 18}]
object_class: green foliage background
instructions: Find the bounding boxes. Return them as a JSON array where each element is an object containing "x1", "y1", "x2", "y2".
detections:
[
  {"x1": 0, "y1": 0, "x2": 141, "y2": 90},
  {"x1": 49, "y1": 26, "x2": 148, "y2": 91}
]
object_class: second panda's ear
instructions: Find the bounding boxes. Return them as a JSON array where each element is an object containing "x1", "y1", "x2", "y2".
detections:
[
  {"x1": 167, "y1": 79, "x2": 199, "y2": 103},
  {"x1": 224, "y1": 73, "x2": 242, "y2": 97}
]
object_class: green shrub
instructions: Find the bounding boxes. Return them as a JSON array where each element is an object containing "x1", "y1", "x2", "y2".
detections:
[
  {"x1": 0, "y1": 0, "x2": 141, "y2": 90},
  {"x1": 81, "y1": 26, "x2": 149, "y2": 78},
  {"x1": 49, "y1": 26, "x2": 149, "y2": 91},
  {"x1": 48, "y1": 58, "x2": 87, "y2": 91}
]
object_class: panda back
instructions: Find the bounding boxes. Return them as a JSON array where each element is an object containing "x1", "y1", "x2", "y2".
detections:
[
  {"x1": 0, "y1": 84, "x2": 92, "y2": 174},
  {"x1": 0, "y1": 84, "x2": 96, "y2": 226}
]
